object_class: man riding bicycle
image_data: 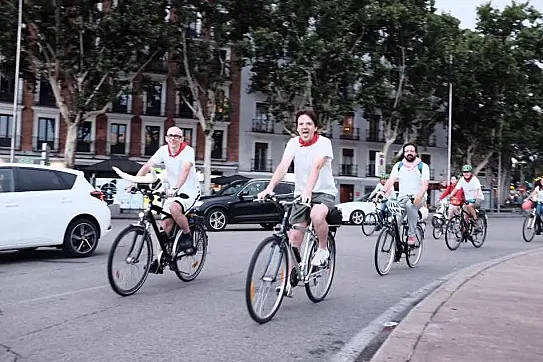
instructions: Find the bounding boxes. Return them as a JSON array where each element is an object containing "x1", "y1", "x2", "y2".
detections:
[
  {"x1": 257, "y1": 109, "x2": 338, "y2": 276},
  {"x1": 448, "y1": 164, "x2": 483, "y2": 228},
  {"x1": 132, "y1": 126, "x2": 201, "y2": 273},
  {"x1": 370, "y1": 174, "x2": 389, "y2": 230},
  {"x1": 380, "y1": 143, "x2": 430, "y2": 245}
]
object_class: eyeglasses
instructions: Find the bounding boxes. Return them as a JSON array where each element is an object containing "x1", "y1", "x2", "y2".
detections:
[{"x1": 167, "y1": 134, "x2": 182, "y2": 140}]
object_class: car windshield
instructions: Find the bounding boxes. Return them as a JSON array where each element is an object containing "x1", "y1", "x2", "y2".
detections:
[{"x1": 218, "y1": 181, "x2": 245, "y2": 196}]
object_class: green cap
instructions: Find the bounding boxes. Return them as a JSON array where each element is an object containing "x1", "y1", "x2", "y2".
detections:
[{"x1": 462, "y1": 164, "x2": 473, "y2": 172}]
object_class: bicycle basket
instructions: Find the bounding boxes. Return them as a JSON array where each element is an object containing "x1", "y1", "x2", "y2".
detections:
[{"x1": 387, "y1": 200, "x2": 403, "y2": 216}]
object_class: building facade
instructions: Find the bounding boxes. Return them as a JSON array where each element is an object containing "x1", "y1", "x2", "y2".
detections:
[{"x1": 237, "y1": 67, "x2": 450, "y2": 204}]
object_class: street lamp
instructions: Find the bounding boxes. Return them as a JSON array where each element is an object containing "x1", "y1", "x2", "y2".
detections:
[
  {"x1": 10, "y1": 0, "x2": 23, "y2": 163},
  {"x1": 447, "y1": 54, "x2": 453, "y2": 183}
]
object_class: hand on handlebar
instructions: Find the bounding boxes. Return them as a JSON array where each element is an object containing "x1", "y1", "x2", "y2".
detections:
[
  {"x1": 257, "y1": 188, "x2": 274, "y2": 201},
  {"x1": 165, "y1": 188, "x2": 178, "y2": 198}
]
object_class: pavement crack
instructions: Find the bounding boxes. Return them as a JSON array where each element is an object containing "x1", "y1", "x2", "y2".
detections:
[
  {"x1": 17, "y1": 305, "x2": 119, "y2": 339},
  {"x1": 0, "y1": 343, "x2": 23, "y2": 361}
]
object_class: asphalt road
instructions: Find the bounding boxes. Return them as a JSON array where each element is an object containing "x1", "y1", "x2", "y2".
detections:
[{"x1": 0, "y1": 216, "x2": 539, "y2": 362}]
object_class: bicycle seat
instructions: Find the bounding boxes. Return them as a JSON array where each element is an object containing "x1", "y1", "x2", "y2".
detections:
[{"x1": 326, "y1": 207, "x2": 343, "y2": 226}]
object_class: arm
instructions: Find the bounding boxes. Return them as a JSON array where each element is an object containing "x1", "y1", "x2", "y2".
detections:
[
  {"x1": 136, "y1": 159, "x2": 157, "y2": 177},
  {"x1": 267, "y1": 154, "x2": 294, "y2": 193},
  {"x1": 303, "y1": 156, "x2": 328, "y2": 195},
  {"x1": 174, "y1": 161, "x2": 192, "y2": 190},
  {"x1": 439, "y1": 185, "x2": 451, "y2": 200},
  {"x1": 414, "y1": 165, "x2": 430, "y2": 206},
  {"x1": 382, "y1": 164, "x2": 399, "y2": 197},
  {"x1": 369, "y1": 184, "x2": 381, "y2": 200}
]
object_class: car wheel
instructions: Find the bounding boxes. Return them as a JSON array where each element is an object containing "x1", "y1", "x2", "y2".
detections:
[
  {"x1": 205, "y1": 209, "x2": 228, "y2": 231},
  {"x1": 260, "y1": 223, "x2": 275, "y2": 230},
  {"x1": 63, "y1": 218, "x2": 99, "y2": 258},
  {"x1": 349, "y1": 210, "x2": 365, "y2": 225}
]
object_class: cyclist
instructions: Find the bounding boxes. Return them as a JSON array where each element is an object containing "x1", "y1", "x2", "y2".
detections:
[
  {"x1": 257, "y1": 109, "x2": 338, "y2": 284},
  {"x1": 380, "y1": 143, "x2": 430, "y2": 245},
  {"x1": 369, "y1": 174, "x2": 389, "y2": 230},
  {"x1": 439, "y1": 175, "x2": 462, "y2": 219},
  {"x1": 132, "y1": 126, "x2": 201, "y2": 273},
  {"x1": 448, "y1": 164, "x2": 483, "y2": 228},
  {"x1": 526, "y1": 177, "x2": 543, "y2": 234}
]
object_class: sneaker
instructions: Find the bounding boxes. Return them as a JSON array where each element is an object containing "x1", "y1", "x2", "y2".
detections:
[
  {"x1": 407, "y1": 236, "x2": 417, "y2": 246},
  {"x1": 148, "y1": 259, "x2": 163, "y2": 274},
  {"x1": 311, "y1": 248, "x2": 330, "y2": 267}
]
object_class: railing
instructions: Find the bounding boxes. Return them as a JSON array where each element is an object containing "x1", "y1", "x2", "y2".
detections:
[
  {"x1": 366, "y1": 164, "x2": 377, "y2": 177},
  {"x1": 252, "y1": 119, "x2": 274, "y2": 133},
  {"x1": 107, "y1": 141, "x2": 128, "y2": 155},
  {"x1": 76, "y1": 139, "x2": 94, "y2": 153},
  {"x1": 0, "y1": 89, "x2": 14, "y2": 103},
  {"x1": 0, "y1": 137, "x2": 12, "y2": 148},
  {"x1": 252, "y1": 158, "x2": 272, "y2": 172},
  {"x1": 33, "y1": 137, "x2": 58, "y2": 152},
  {"x1": 366, "y1": 129, "x2": 384, "y2": 142},
  {"x1": 144, "y1": 143, "x2": 160, "y2": 157},
  {"x1": 339, "y1": 164, "x2": 358, "y2": 177},
  {"x1": 144, "y1": 102, "x2": 166, "y2": 116},
  {"x1": 340, "y1": 127, "x2": 360, "y2": 140},
  {"x1": 428, "y1": 135, "x2": 437, "y2": 147}
]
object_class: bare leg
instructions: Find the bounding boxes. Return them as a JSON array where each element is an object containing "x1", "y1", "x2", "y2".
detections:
[{"x1": 310, "y1": 205, "x2": 329, "y2": 249}]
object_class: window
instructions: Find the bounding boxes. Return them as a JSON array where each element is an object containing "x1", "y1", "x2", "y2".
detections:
[
  {"x1": 110, "y1": 123, "x2": 127, "y2": 154},
  {"x1": 0, "y1": 168, "x2": 14, "y2": 193},
  {"x1": 342, "y1": 113, "x2": 354, "y2": 136},
  {"x1": 181, "y1": 128, "x2": 193, "y2": 146},
  {"x1": 0, "y1": 114, "x2": 13, "y2": 147},
  {"x1": 178, "y1": 86, "x2": 194, "y2": 118},
  {"x1": 112, "y1": 94, "x2": 129, "y2": 113},
  {"x1": 15, "y1": 168, "x2": 68, "y2": 192},
  {"x1": 255, "y1": 103, "x2": 269, "y2": 120},
  {"x1": 211, "y1": 130, "x2": 224, "y2": 159},
  {"x1": 57, "y1": 171, "x2": 77, "y2": 189},
  {"x1": 275, "y1": 182, "x2": 294, "y2": 195},
  {"x1": 145, "y1": 83, "x2": 162, "y2": 116},
  {"x1": 368, "y1": 150, "x2": 378, "y2": 176},
  {"x1": 37, "y1": 117, "x2": 55, "y2": 150},
  {"x1": 145, "y1": 125, "x2": 161, "y2": 156},
  {"x1": 343, "y1": 148, "x2": 354, "y2": 164},
  {"x1": 0, "y1": 70, "x2": 15, "y2": 102},
  {"x1": 367, "y1": 116, "x2": 380, "y2": 141},
  {"x1": 254, "y1": 142, "x2": 269, "y2": 171},
  {"x1": 240, "y1": 181, "x2": 268, "y2": 197},
  {"x1": 39, "y1": 80, "x2": 56, "y2": 107},
  {"x1": 77, "y1": 121, "x2": 92, "y2": 152}
]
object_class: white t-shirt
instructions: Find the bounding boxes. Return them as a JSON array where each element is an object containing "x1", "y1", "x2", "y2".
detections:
[
  {"x1": 284, "y1": 136, "x2": 338, "y2": 198},
  {"x1": 389, "y1": 161, "x2": 430, "y2": 197},
  {"x1": 150, "y1": 145, "x2": 200, "y2": 196},
  {"x1": 455, "y1": 176, "x2": 483, "y2": 200}
]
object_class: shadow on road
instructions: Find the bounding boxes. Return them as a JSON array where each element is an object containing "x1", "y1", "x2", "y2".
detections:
[{"x1": 0, "y1": 248, "x2": 106, "y2": 264}]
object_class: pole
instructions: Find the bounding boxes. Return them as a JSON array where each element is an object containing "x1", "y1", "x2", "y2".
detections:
[
  {"x1": 497, "y1": 151, "x2": 501, "y2": 213},
  {"x1": 9, "y1": 0, "x2": 23, "y2": 163},
  {"x1": 447, "y1": 54, "x2": 453, "y2": 182}
]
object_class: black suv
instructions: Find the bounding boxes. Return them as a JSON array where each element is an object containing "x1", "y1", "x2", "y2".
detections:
[{"x1": 193, "y1": 179, "x2": 295, "y2": 231}]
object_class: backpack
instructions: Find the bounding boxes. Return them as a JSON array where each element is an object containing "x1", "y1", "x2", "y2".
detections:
[{"x1": 397, "y1": 161, "x2": 425, "y2": 174}]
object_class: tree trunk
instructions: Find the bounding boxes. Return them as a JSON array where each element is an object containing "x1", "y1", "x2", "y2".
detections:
[
  {"x1": 63, "y1": 122, "x2": 79, "y2": 168},
  {"x1": 382, "y1": 139, "x2": 394, "y2": 170},
  {"x1": 203, "y1": 132, "x2": 213, "y2": 196},
  {"x1": 474, "y1": 151, "x2": 493, "y2": 176}
]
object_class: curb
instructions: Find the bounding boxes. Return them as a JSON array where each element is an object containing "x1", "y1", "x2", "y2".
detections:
[{"x1": 329, "y1": 246, "x2": 543, "y2": 362}]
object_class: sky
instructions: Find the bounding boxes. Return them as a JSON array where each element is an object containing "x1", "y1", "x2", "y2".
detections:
[{"x1": 433, "y1": 0, "x2": 543, "y2": 29}]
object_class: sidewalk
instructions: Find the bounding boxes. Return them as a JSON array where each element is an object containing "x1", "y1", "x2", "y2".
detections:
[{"x1": 369, "y1": 247, "x2": 543, "y2": 362}]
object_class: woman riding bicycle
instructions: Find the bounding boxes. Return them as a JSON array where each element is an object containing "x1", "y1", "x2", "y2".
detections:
[{"x1": 525, "y1": 177, "x2": 543, "y2": 234}]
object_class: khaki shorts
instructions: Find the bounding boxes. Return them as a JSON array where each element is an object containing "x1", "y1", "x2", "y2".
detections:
[
  {"x1": 161, "y1": 190, "x2": 201, "y2": 220},
  {"x1": 289, "y1": 193, "x2": 336, "y2": 225}
]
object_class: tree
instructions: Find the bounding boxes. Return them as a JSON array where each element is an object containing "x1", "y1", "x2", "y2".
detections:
[
  {"x1": 244, "y1": 0, "x2": 362, "y2": 133},
  {"x1": 0, "y1": 0, "x2": 172, "y2": 167}
]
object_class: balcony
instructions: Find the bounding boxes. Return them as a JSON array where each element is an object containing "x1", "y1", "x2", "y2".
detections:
[
  {"x1": 366, "y1": 164, "x2": 377, "y2": 177},
  {"x1": 339, "y1": 164, "x2": 358, "y2": 177},
  {"x1": 76, "y1": 139, "x2": 94, "y2": 153},
  {"x1": 428, "y1": 135, "x2": 437, "y2": 147},
  {"x1": 0, "y1": 88, "x2": 14, "y2": 103},
  {"x1": 252, "y1": 119, "x2": 274, "y2": 133},
  {"x1": 366, "y1": 130, "x2": 384, "y2": 142},
  {"x1": 0, "y1": 136, "x2": 12, "y2": 148},
  {"x1": 33, "y1": 137, "x2": 58, "y2": 152},
  {"x1": 252, "y1": 158, "x2": 272, "y2": 172},
  {"x1": 107, "y1": 141, "x2": 127, "y2": 155},
  {"x1": 339, "y1": 127, "x2": 360, "y2": 140}
]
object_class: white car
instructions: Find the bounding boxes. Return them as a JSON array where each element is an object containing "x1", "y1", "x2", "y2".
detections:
[
  {"x1": 336, "y1": 197, "x2": 377, "y2": 225},
  {"x1": 0, "y1": 164, "x2": 111, "y2": 257}
]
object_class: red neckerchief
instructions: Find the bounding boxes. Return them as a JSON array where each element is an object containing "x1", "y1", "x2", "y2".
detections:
[
  {"x1": 168, "y1": 142, "x2": 187, "y2": 157},
  {"x1": 299, "y1": 133, "x2": 319, "y2": 147},
  {"x1": 464, "y1": 176, "x2": 473, "y2": 183}
]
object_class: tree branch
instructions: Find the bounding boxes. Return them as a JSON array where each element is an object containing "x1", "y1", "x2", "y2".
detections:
[{"x1": 84, "y1": 72, "x2": 109, "y2": 107}]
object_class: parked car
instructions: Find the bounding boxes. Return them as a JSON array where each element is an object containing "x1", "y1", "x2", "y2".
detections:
[
  {"x1": 335, "y1": 193, "x2": 377, "y2": 225},
  {"x1": 193, "y1": 178, "x2": 295, "y2": 231},
  {"x1": 0, "y1": 164, "x2": 112, "y2": 257}
]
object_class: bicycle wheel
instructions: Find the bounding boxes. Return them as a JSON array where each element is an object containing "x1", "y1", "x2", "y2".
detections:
[
  {"x1": 305, "y1": 233, "x2": 336, "y2": 303},
  {"x1": 245, "y1": 236, "x2": 288, "y2": 324},
  {"x1": 471, "y1": 216, "x2": 487, "y2": 248},
  {"x1": 406, "y1": 225, "x2": 424, "y2": 268},
  {"x1": 374, "y1": 227, "x2": 396, "y2": 276},
  {"x1": 432, "y1": 224, "x2": 443, "y2": 239},
  {"x1": 107, "y1": 225, "x2": 152, "y2": 296},
  {"x1": 175, "y1": 224, "x2": 208, "y2": 282},
  {"x1": 362, "y1": 212, "x2": 378, "y2": 236},
  {"x1": 522, "y1": 214, "x2": 537, "y2": 242},
  {"x1": 445, "y1": 216, "x2": 463, "y2": 251}
]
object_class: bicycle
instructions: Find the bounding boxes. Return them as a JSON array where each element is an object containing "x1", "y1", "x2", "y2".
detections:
[
  {"x1": 374, "y1": 197, "x2": 425, "y2": 276},
  {"x1": 431, "y1": 200, "x2": 450, "y2": 239},
  {"x1": 444, "y1": 201, "x2": 487, "y2": 251},
  {"x1": 522, "y1": 205, "x2": 542, "y2": 242},
  {"x1": 107, "y1": 171, "x2": 208, "y2": 296},
  {"x1": 362, "y1": 200, "x2": 389, "y2": 236},
  {"x1": 245, "y1": 195, "x2": 340, "y2": 324}
]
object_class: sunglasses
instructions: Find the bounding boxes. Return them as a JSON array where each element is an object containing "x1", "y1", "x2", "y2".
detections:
[{"x1": 167, "y1": 134, "x2": 182, "y2": 139}]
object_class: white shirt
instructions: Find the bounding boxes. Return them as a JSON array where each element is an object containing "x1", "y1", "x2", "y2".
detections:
[
  {"x1": 389, "y1": 161, "x2": 430, "y2": 197},
  {"x1": 284, "y1": 136, "x2": 338, "y2": 198},
  {"x1": 455, "y1": 176, "x2": 483, "y2": 200},
  {"x1": 150, "y1": 145, "x2": 200, "y2": 196}
]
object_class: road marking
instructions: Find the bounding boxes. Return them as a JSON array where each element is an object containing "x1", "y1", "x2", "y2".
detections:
[{"x1": 6, "y1": 285, "x2": 109, "y2": 306}]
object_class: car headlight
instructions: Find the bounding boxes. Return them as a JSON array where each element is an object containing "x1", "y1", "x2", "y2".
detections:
[{"x1": 194, "y1": 201, "x2": 204, "y2": 208}]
